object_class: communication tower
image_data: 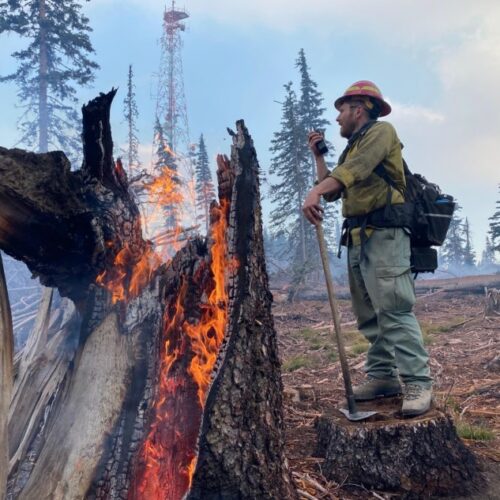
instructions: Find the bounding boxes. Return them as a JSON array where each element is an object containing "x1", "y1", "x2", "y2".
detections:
[{"x1": 155, "y1": 1, "x2": 191, "y2": 157}]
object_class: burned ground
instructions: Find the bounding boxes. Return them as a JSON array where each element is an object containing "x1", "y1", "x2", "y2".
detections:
[{"x1": 274, "y1": 275, "x2": 500, "y2": 499}]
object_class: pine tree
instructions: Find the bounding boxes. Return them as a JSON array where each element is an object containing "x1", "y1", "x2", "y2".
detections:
[
  {"x1": 462, "y1": 218, "x2": 476, "y2": 268},
  {"x1": 295, "y1": 48, "x2": 338, "y2": 250},
  {"x1": 195, "y1": 134, "x2": 215, "y2": 235},
  {"x1": 440, "y1": 208, "x2": 466, "y2": 269},
  {"x1": 269, "y1": 82, "x2": 310, "y2": 270},
  {"x1": 0, "y1": 0, "x2": 99, "y2": 162},
  {"x1": 489, "y1": 183, "x2": 500, "y2": 252},
  {"x1": 295, "y1": 48, "x2": 331, "y2": 185},
  {"x1": 480, "y1": 235, "x2": 496, "y2": 267},
  {"x1": 123, "y1": 64, "x2": 141, "y2": 177}
]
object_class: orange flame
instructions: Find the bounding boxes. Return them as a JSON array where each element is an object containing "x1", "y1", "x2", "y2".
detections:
[
  {"x1": 129, "y1": 199, "x2": 233, "y2": 500},
  {"x1": 97, "y1": 159, "x2": 187, "y2": 302},
  {"x1": 185, "y1": 199, "x2": 229, "y2": 405},
  {"x1": 99, "y1": 152, "x2": 234, "y2": 499},
  {"x1": 96, "y1": 244, "x2": 162, "y2": 304}
]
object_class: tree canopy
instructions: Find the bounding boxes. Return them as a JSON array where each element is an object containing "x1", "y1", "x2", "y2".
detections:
[{"x1": 0, "y1": 0, "x2": 98, "y2": 162}]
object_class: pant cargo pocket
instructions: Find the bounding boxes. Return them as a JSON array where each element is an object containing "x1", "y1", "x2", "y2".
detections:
[{"x1": 375, "y1": 266, "x2": 415, "y2": 312}]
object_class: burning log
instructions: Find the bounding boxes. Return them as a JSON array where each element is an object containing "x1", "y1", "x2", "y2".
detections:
[
  {"x1": 1, "y1": 89, "x2": 295, "y2": 499},
  {"x1": 315, "y1": 398, "x2": 482, "y2": 498}
]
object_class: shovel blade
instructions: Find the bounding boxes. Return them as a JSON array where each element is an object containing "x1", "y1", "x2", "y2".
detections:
[{"x1": 339, "y1": 408, "x2": 377, "y2": 422}]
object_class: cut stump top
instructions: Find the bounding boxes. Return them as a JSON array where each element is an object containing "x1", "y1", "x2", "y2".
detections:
[{"x1": 328, "y1": 395, "x2": 441, "y2": 428}]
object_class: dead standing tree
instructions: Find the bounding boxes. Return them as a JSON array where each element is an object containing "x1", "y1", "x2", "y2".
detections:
[{"x1": 0, "y1": 91, "x2": 296, "y2": 499}]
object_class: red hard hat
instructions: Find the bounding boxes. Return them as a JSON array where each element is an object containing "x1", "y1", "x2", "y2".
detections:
[{"x1": 334, "y1": 80, "x2": 391, "y2": 117}]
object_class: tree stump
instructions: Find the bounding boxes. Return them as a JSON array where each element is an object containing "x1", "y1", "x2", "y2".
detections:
[
  {"x1": 315, "y1": 397, "x2": 481, "y2": 498},
  {"x1": 484, "y1": 287, "x2": 500, "y2": 317}
]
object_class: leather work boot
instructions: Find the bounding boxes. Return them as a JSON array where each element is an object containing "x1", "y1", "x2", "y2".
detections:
[
  {"x1": 353, "y1": 376, "x2": 402, "y2": 401},
  {"x1": 402, "y1": 384, "x2": 432, "y2": 416}
]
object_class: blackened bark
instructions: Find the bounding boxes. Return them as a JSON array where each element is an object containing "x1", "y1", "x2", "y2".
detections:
[{"x1": 189, "y1": 120, "x2": 297, "y2": 500}]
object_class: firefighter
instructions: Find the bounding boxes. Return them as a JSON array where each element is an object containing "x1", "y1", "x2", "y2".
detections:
[{"x1": 302, "y1": 81, "x2": 432, "y2": 416}]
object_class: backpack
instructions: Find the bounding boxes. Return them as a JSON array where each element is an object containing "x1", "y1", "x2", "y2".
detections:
[{"x1": 376, "y1": 160, "x2": 456, "y2": 275}]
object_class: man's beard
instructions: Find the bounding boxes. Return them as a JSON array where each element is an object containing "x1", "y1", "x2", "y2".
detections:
[{"x1": 340, "y1": 123, "x2": 354, "y2": 139}]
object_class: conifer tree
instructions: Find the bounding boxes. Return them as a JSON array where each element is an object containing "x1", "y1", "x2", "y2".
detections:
[
  {"x1": 489, "y1": 183, "x2": 500, "y2": 252},
  {"x1": 440, "y1": 208, "x2": 466, "y2": 269},
  {"x1": 195, "y1": 134, "x2": 215, "y2": 235},
  {"x1": 295, "y1": 48, "x2": 331, "y2": 184},
  {"x1": 0, "y1": 0, "x2": 99, "y2": 162},
  {"x1": 462, "y1": 218, "x2": 476, "y2": 268},
  {"x1": 123, "y1": 64, "x2": 141, "y2": 176},
  {"x1": 480, "y1": 235, "x2": 496, "y2": 267},
  {"x1": 295, "y1": 48, "x2": 338, "y2": 250},
  {"x1": 269, "y1": 82, "x2": 310, "y2": 270}
]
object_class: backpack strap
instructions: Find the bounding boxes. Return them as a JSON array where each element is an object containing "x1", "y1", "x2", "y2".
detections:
[{"x1": 337, "y1": 120, "x2": 379, "y2": 165}]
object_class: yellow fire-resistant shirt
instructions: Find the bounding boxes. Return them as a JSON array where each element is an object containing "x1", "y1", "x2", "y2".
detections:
[{"x1": 326, "y1": 121, "x2": 406, "y2": 245}]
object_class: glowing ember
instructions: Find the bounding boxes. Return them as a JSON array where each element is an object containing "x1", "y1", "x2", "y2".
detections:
[{"x1": 129, "y1": 200, "x2": 232, "y2": 500}]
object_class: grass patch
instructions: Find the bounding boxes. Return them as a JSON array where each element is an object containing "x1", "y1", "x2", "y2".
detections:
[
  {"x1": 456, "y1": 421, "x2": 495, "y2": 441},
  {"x1": 282, "y1": 355, "x2": 314, "y2": 372},
  {"x1": 349, "y1": 341, "x2": 369, "y2": 356},
  {"x1": 326, "y1": 349, "x2": 338, "y2": 362},
  {"x1": 422, "y1": 316, "x2": 468, "y2": 337},
  {"x1": 298, "y1": 328, "x2": 330, "y2": 351},
  {"x1": 342, "y1": 329, "x2": 364, "y2": 343}
]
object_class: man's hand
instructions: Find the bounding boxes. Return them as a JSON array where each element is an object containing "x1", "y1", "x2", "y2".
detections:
[
  {"x1": 302, "y1": 187, "x2": 324, "y2": 225},
  {"x1": 308, "y1": 131, "x2": 325, "y2": 158}
]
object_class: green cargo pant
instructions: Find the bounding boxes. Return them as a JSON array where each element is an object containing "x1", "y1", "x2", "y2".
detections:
[{"x1": 348, "y1": 227, "x2": 432, "y2": 387}]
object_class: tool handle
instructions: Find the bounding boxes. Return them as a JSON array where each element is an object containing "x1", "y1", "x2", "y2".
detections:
[{"x1": 315, "y1": 223, "x2": 355, "y2": 399}]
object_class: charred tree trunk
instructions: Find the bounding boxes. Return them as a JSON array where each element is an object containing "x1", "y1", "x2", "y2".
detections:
[
  {"x1": 188, "y1": 121, "x2": 296, "y2": 499},
  {"x1": 315, "y1": 399, "x2": 481, "y2": 498},
  {"x1": 0, "y1": 92, "x2": 295, "y2": 499}
]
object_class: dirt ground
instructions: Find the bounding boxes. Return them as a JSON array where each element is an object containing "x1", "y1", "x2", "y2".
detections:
[{"x1": 273, "y1": 275, "x2": 500, "y2": 499}]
